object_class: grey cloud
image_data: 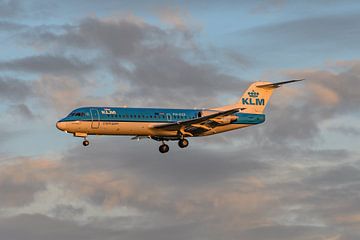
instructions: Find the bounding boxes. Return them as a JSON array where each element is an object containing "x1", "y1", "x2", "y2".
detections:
[
  {"x1": 0, "y1": 77, "x2": 33, "y2": 102},
  {"x1": 305, "y1": 164, "x2": 360, "y2": 187},
  {"x1": 0, "y1": 180, "x2": 44, "y2": 207},
  {"x1": 25, "y1": 17, "x2": 163, "y2": 58},
  {"x1": 17, "y1": 16, "x2": 249, "y2": 110},
  {"x1": 0, "y1": 20, "x2": 26, "y2": 31},
  {"x1": 0, "y1": 214, "x2": 225, "y2": 240},
  {"x1": 0, "y1": 161, "x2": 47, "y2": 207},
  {"x1": 0, "y1": 55, "x2": 95, "y2": 74},
  {"x1": 240, "y1": 225, "x2": 334, "y2": 240},
  {"x1": 250, "y1": 0, "x2": 286, "y2": 14},
  {"x1": 7, "y1": 103, "x2": 35, "y2": 119},
  {"x1": 0, "y1": 138, "x2": 356, "y2": 240},
  {"x1": 0, "y1": 214, "x2": 119, "y2": 240},
  {"x1": 327, "y1": 126, "x2": 360, "y2": 136},
  {"x1": 50, "y1": 204, "x2": 85, "y2": 220},
  {"x1": 33, "y1": 74, "x2": 95, "y2": 112},
  {"x1": 0, "y1": 0, "x2": 21, "y2": 18},
  {"x1": 253, "y1": 62, "x2": 360, "y2": 143},
  {"x1": 238, "y1": 13, "x2": 360, "y2": 50},
  {"x1": 64, "y1": 138, "x2": 269, "y2": 187},
  {"x1": 117, "y1": 53, "x2": 245, "y2": 107},
  {"x1": 0, "y1": 10, "x2": 359, "y2": 240}
]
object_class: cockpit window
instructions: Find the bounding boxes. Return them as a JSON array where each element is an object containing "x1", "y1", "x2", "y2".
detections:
[{"x1": 69, "y1": 112, "x2": 86, "y2": 117}]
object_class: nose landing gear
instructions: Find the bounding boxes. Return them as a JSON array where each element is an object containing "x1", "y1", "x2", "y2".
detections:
[{"x1": 83, "y1": 139, "x2": 90, "y2": 146}]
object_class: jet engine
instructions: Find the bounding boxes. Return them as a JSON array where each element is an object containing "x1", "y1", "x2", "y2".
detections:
[{"x1": 213, "y1": 115, "x2": 238, "y2": 125}]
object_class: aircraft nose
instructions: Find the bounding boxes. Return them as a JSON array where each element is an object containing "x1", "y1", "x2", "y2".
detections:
[{"x1": 56, "y1": 121, "x2": 67, "y2": 131}]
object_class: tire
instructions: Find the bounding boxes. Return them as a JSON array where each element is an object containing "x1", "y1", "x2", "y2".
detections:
[
  {"x1": 178, "y1": 139, "x2": 189, "y2": 148},
  {"x1": 159, "y1": 144, "x2": 169, "y2": 153},
  {"x1": 83, "y1": 140, "x2": 90, "y2": 146}
]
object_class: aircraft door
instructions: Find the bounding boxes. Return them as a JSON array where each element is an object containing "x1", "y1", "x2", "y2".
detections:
[
  {"x1": 166, "y1": 113, "x2": 172, "y2": 122},
  {"x1": 90, "y1": 109, "x2": 100, "y2": 129}
]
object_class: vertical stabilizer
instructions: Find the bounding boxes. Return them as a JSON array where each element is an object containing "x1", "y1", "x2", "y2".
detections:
[
  {"x1": 237, "y1": 81, "x2": 274, "y2": 113},
  {"x1": 212, "y1": 79, "x2": 303, "y2": 113}
]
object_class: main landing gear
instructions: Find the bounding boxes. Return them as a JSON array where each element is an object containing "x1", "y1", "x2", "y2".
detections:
[
  {"x1": 158, "y1": 139, "x2": 189, "y2": 153},
  {"x1": 159, "y1": 143, "x2": 170, "y2": 153},
  {"x1": 178, "y1": 139, "x2": 189, "y2": 148}
]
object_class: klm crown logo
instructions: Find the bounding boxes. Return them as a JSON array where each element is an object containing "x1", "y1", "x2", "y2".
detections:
[
  {"x1": 248, "y1": 90, "x2": 259, "y2": 98},
  {"x1": 242, "y1": 90, "x2": 265, "y2": 106}
]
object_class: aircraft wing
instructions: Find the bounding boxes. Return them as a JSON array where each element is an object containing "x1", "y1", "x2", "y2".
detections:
[{"x1": 151, "y1": 108, "x2": 240, "y2": 135}]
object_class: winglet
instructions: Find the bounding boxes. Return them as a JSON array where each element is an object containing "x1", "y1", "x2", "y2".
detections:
[{"x1": 257, "y1": 79, "x2": 304, "y2": 89}]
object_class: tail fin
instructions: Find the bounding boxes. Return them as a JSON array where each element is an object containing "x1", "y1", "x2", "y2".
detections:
[
  {"x1": 213, "y1": 79, "x2": 304, "y2": 113},
  {"x1": 238, "y1": 79, "x2": 304, "y2": 113},
  {"x1": 237, "y1": 81, "x2": 274, "y2": 113}
]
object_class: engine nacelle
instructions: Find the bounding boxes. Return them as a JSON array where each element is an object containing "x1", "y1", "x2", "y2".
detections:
[{"x1": 214, "y1": 115, "x2": 238, "y2": 125}]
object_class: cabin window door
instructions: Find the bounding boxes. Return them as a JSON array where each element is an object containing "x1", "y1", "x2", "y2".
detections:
[{"x1": 90, "y1": 109, "x2": 100, "y2": 129}]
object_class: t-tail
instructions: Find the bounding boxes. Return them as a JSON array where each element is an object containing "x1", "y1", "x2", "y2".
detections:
[{"x1": 216, "y1": 79, "x2": 304, "y2": 113}]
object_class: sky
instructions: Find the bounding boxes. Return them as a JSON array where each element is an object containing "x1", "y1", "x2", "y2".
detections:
[{"x1": 0, "y1": 0, "x2": 360, "y2": 239}]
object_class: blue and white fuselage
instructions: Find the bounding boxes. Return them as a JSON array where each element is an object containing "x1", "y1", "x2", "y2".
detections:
[
  {"x1": 56, "y1": 107, "x2": 265, "y2": 137},
  {"x1": 56, "y1": 80, "x2": 302, "y2": 153}
]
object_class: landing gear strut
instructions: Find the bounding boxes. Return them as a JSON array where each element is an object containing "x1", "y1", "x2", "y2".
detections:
[
  {"x1": 178, "y1": 139, "x2": 189, "y2": 148},
  {"x1": 83, "y1": 139, "x2": 90, "y2": 146},
  {"x1": 159, "y1": 143, "x2": 169, "y2": 153},
  {"x1": 153, "y1": 137, "x2": 190, "y2": 153}
]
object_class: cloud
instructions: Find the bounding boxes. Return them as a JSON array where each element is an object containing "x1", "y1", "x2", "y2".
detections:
[
  {"x1": 251, "y1": 0, "x2": 286, "y2": 14},
  {"x1": 327, "y1": 126, "x2": 360, "y2": 136},
  {"x1": 33, "y1": 74, "x2": 97, "y2": 112},
  {"x1": 7, "y1": 103, "x2": 36, "y2": 119},
  {"x1": 0, "y1": 0, "x2": 21, "y2": 18},
  {"x1": 0, "y1": 159, "x2": 59, "y2": 207},
  {"x1": 0, "y1": 214, "x2": 120, "y2": 240},
  {"x1": 247, "y1": 61, "x2": 360, "y2": 144},
  {"x1": 240, "y1": 13, "x2": 360, "y2": 49},
  {"x1": 0, "y1": 76, "x2": 33, "y2": 102},
  {"x1": 0, "y1": 137, "x2": 358, "y2": 240},
  {"x1": 17, "y1": 15, "x2": 248, "y2": 109},
  {"x1": 0, "y1": 55, "x2": 95, "y2": 74},
  {"x1": 157, "y1": 6, "x2": 194, "y2": 30},
  {"x1": 1, "y1": 8, "x2": 360, "y2": 240},
  {"x1": 0, "y1": 20, "x2": 26, "y2": 31}
]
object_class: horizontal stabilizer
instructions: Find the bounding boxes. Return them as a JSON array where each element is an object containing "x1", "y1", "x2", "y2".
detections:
[{"x1": 257, "y1": 79, "x2": 304, "y2": 89}]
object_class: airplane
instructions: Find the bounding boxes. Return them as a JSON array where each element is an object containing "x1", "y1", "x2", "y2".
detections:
[{"x1": 56, "y1": 79, "x2": 303, "y2": 153}]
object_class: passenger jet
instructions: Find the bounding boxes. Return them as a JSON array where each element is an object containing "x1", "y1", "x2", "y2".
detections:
[{"x1": 56, "y1": 79, "x2": 303, "y2": 153}]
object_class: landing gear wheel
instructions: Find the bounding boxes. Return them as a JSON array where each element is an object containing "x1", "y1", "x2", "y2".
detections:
[
  {"x1": 83, "y1": 140, "x2": 90, "y2": 146},
  {"x1": 159, "y1": 144, "x2": 169, "y2": 153},
  {"x1": 178, "y1": 139, "x2": 189, "y2": 148}
]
